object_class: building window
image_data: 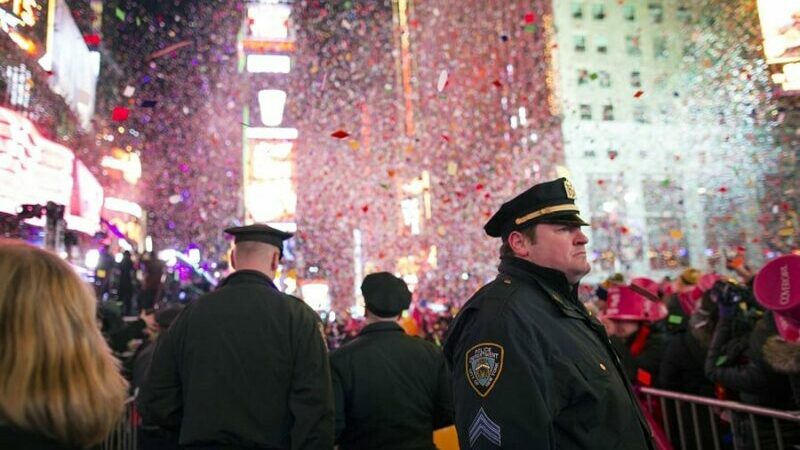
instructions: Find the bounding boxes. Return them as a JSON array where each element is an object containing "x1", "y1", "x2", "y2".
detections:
[
  {"x1": 631, "y1": 71, "x2": 642, "y2": 87},
  {"x1": 578, "y1": 69, "x2": 590, "y2": 85},
  {"x1": 571, "y1": 2, "x2": 583, "y2": 19},
  {"x1": 623, "y1": 5, "x2": 635, "y2": 21},
  {"x1": 626, "y1": 35, "x2": 642, "y2": 56},
  {"x1": 592, "y1": 4, "x2": 605, "y2": 20},
  {"x1": 676, "y1": 5, "x2": 692, "y2": 24},
  {"x1": 654, "y1": 36, "x2": 668, "y2": 59},
  {"x1": 648, "y1": 3, "x2": 663, "y2": 24},
  {"x1": 5, "y1": 64, "x2": 32, "y2": 109},
  {"x1": 602, "y1": 105, "x2": 614, "y2": 121},
  {"x1": 584, "y1": 150, "x2": 597, "y2": 158},
  {"x1": 579, "y1": 104, "x2": 592, "y2": 120},
  {"x1": 574, "y1": 35, "x2": 587, "y2": 52},
  {"x1": 596, "y1": 35, "x2": 608, "y2": 53},
  {"x1": 633, "y1": 105, "x2": 648, "y2": 123},
  {"x1": 598, "y1": 71, "x2": 611, "y2": 88}
]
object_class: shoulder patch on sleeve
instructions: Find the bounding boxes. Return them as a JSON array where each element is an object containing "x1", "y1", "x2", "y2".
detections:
[
  {"x1": 469, "y1": 407, "x2": 501, "y2": 447},
  {"x1": 465, "y1": 342, "x2": 504, "y2": 398}
]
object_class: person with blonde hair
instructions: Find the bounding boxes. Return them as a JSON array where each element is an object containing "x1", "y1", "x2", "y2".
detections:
[{"x1": 0, "y1": 239, "x2": 128, "y2": 449}]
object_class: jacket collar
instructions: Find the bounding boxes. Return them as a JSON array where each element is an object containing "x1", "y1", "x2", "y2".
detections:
[
  {"x1": 219, "y1": 269, "x2": 278, "y2": 290},
  {"x1": 359, "y1": 321, "x2": 404, "y2": 336},
  {"x1": 498, "y1": 256, "x2": 582, "y2": 310}
]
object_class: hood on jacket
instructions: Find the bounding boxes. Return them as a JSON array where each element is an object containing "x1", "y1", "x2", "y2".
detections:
[{"x1": 763, "y1": 335, "x2": 800, "y2": 375}]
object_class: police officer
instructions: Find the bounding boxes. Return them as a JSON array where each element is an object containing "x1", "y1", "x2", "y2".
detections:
[
  {"x1": 141, "y1": 224, "x2": 334, "y2": 449},
  {"x1": 443, "y1": 178, "x2": 654, "y2": 449},
  {"x1": 330, "y1": 272, "x2": 453, "y2": 449}
]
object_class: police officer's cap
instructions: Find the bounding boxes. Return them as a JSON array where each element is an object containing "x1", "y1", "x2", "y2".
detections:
[
  {"x1": 361, "y1": 272, "x2": 411, "y2": 318},
  {"x1": 224, "y1": 224, "x2": 293, "y2": 253},
  {"x1": 484, "y1": 177, "x2": 589, "y2": 238}
]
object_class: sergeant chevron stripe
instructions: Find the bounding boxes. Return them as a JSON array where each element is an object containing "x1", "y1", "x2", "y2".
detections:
[{"x1": 468, "y1": 407, "x2": 501, "y2": 447}]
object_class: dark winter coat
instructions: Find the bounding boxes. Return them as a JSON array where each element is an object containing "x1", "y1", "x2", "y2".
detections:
[
  {"x1": 330, "y1": 321, "x2": 453, "y2": 449},
  {"x1": 610, "y1": 323, "x2": 668, "y2": 386},
  {"x1": 660, "y1": 310, "x2": 717, "y2": 396},
  {"x1": 763, "y1": 335, "x2": 800, "y2": 409},
  {"x1": 0, "y1": 424, "x2": 88, "y2": 450},
  {"x1": 140, "y1": 270, "x2": 334, "y2": 449},
  {"x1": 705, "y1": 312, "x2": 795, "y2": 409},
  {"x1": 443, "y1": 256, "x2": 653, "y2": 449}
]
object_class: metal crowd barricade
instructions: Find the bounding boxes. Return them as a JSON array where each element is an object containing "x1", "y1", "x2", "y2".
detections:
[
  {"x1": 102, "y1": 397, "x2": 137, "y2": 450},
  {"x1": 640, "y1": 387, "x2": 800, "y2": 450}
]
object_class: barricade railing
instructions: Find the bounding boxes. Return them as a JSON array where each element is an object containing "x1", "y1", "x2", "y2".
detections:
[
  {"x1": 102, "y1": 397, "x2": 137, "y2": 450},
  {"x1": 640, "y1": 386, "x2": 800, "y2": 450}
]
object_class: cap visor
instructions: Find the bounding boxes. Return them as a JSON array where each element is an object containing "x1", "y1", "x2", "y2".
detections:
[{"x1": 537, "y1": 212, "x2": 589, "y2": 226}]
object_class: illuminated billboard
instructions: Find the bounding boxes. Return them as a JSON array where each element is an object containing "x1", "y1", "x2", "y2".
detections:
[
  {"x1": 0, "y1": 106, "x2": 73, "y2": 215},
  {"x1": 0, "y1": 0, "x2": 52, "y2": 56},
  {"x1": 244, "y1": 140, "x2": 296, "y2": 223},
  {"x1": 0, "y1": 106, "x2": 102, "y2": 234},
  {"x1": 757, "y1": 0, "x2": 800, "y2": 92},
  {"x1": 69, "y1": 159, "x2": 103, "y2": 235},
  {"x1": 247, "y1": 3, "x2": 291, "y2": 41}
]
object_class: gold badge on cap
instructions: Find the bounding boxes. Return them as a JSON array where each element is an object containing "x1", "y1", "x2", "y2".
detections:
[{"x1": 564, "y1": 179, "x2": 577, "y2": 200}]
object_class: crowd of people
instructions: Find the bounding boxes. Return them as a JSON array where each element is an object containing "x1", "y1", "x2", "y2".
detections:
[{"x1": 2, "y1": 178, "x2": 800, "y2": 450}]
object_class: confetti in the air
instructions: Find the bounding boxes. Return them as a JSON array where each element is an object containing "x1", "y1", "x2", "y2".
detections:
[{"x1": 437, "y1": 70, "x2": 448, "y2": 92}]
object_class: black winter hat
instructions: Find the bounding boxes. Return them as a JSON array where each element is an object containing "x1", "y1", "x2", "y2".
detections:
[{"x1": 361, "y1": 272, "x2": 411, "y2": 318}]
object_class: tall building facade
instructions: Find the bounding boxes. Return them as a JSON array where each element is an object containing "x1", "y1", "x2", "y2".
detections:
[{"x1": 552, "y1": 0, "x2": 784, "y2": 280}]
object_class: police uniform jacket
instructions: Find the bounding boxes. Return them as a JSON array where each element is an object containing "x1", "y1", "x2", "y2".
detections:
[
  {"x1": 443, "y1": 256, "x2": 654, "y2": 449},
  {"x1": 140, "y1": 270, "x2": 334, "y2": 449},
  {"x1": 330, "y1": 321, "x2": 453, "y2": 450}
]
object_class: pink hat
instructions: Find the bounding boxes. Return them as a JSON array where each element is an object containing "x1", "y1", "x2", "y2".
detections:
[
  {"x1": 678, "y1": 289, "x2": 703, "y2": 316},
  {"x1": 630, "y1": 277, "x2": 660, "y2": 301},
  {"x1": 754, "y1": 254, "x2": 800, "y2": 342},
  {"x1": 660, "y1": 280, "x2": 674, "y2": 297},
  {"x1": 605, "y1": 286, "x2": 668, "y2": 323},
  {"x1": 774, "y1": 314, "x2": 800, "y2": 343}
]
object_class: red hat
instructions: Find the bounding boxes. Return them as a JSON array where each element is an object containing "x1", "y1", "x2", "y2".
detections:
[
  {"x1": 630, "y1": 277, "x2": 660, "y2": 301},
  {"x1": 605, "y1": 286, "x2": 668, "y2": 323},
  {"x1": 754, "y1": 254, "x2": 800, "y2": 342}
]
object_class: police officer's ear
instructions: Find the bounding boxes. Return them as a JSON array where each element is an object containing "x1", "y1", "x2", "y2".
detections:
[
  {"x1": 269, "y1": 249, "x2": 279, "y2": 272},
  {"x1": 229, "y1": 248, "x2": 237, "y2": 270},
  {"x1": 508, "y1": 229, "x2": 533, "y2": 257}
]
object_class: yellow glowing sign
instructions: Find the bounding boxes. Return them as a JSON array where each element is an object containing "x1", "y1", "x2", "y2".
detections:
[{"x1": 0, "y1": 0, "x2": 49, "y2": 55}]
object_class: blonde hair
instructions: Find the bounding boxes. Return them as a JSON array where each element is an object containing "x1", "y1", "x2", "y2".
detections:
[{"x1": 0, "y1": 240, "x2": 128, "y2": 447}]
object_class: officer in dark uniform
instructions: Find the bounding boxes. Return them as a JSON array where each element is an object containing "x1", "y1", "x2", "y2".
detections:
[
  {"x1": 141, "y1": 224, "x2": 334, "y2": 449},
  {"x1": 330, "y1": 272, "x2": 453, "y2": 449},
  {"x1": 443, "y1": 178, "x2": 654, "y2": 449}
]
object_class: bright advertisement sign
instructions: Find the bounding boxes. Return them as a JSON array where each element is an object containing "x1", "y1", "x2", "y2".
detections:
[
  {"x1": 758, "y1": 0, "x2": 800, "y2": 64},
  {"x1": 757, "y1": 0, "x2": 800, "y2": 92},
  {"x1": 0, "y1": 106, "x2": 102, "y2": 234},
  {"x1": 244, "y1": 140, "x2": 296, "y2": 223},
  {"x1": 0, "y1": 0, "x2": 52, "y2": 56},
  {"x1": 69, "y1": 159, "x2": 103, "y2": 234},
  {"x1": 49, "y1": 0, "x2": 97, "y2": 128}
]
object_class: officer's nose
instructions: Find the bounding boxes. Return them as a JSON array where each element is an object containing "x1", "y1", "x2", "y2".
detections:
[{"x1": 575, "y1": 229, "x2": 589, "y2": 246}]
